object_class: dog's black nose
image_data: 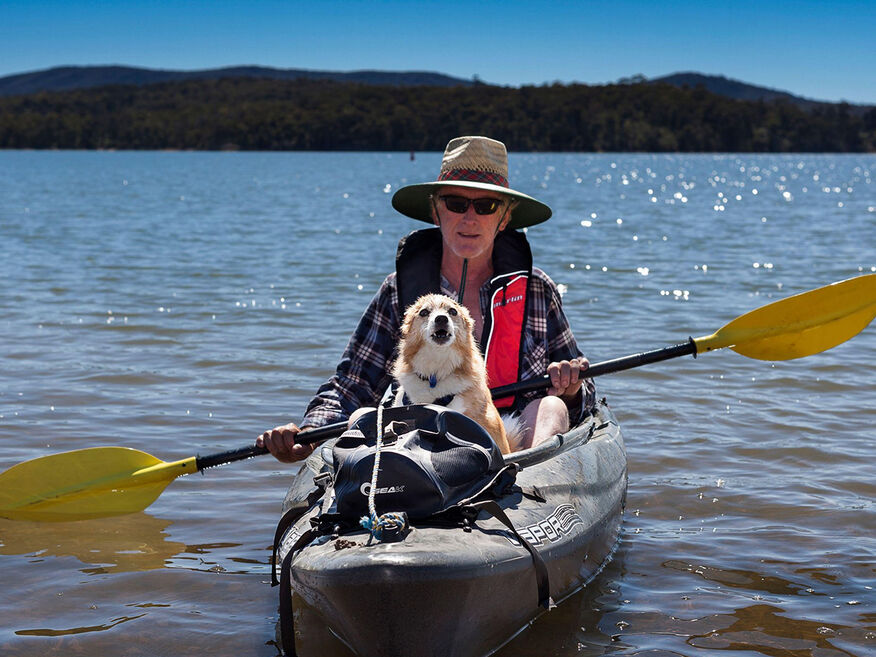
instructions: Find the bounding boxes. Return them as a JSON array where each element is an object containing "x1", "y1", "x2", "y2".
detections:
[{"x1": 434, "y1": 314, "x2": 449, "y2": 326}]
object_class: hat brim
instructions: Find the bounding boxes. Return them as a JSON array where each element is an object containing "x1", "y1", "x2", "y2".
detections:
[{"x1": 392, "y1": 181, "x2": 552, "y2": 230}]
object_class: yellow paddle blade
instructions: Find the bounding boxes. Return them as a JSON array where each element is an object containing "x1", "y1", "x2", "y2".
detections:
[
  {"x1": 0, "y1": 447, "x2": 198, "y2": 522},
  {"x1": 695, "y1": 274, "x2": 876, "y2": 360}
]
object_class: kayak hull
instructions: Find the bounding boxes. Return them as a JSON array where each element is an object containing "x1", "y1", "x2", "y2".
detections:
[{"x1": 277, "y1": 400, "x2": 627, "y2": 657}]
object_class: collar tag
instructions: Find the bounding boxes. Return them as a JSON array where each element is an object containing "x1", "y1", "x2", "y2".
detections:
[{"x1": 429, "y1": 373, "x2": 437, "y2": 388}]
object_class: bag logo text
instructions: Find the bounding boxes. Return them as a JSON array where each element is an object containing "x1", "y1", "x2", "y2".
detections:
[{"x1": 360, "y1": 482, "x2": 406, "y2": 496}]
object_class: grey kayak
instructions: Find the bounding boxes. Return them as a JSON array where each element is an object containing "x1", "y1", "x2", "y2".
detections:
[{"x1": 275, "y1": 399, "x2": 628, "y2": 657}]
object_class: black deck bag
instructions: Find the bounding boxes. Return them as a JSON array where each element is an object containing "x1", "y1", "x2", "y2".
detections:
[{"x1": 329, "y1": 404, "x2": 506, "y2": 520}]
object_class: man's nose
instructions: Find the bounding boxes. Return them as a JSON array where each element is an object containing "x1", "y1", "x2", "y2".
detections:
[{"x1": 461, "y1": 205, "x2": 481, "y2": 220}]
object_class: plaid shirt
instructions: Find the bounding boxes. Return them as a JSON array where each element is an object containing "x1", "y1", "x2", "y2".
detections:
[{"x1": 301, "y1": 267, "x2": 596, "y2": 428}]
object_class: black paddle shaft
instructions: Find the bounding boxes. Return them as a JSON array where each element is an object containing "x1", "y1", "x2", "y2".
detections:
[
  {"x1": 197, "y1": 339, "x2": 696, "y2": 470},
  {"x1": 195, "y1": 421, "x2": 348, "y2": 471},
  {"x1": 489, "y1": 338, "x2": 697, "y2": 399}
]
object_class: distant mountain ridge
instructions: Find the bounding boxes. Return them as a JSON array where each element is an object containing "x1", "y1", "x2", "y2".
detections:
[
  {"x1": 0, "y1": 65, "x2": 475, "y2": 96},
  {"x1": 649, "y1": 72, "x2": 837, "y2": 109},
  {"x1": 0, "y1": 65, "x2": 870, "y2": 112}
]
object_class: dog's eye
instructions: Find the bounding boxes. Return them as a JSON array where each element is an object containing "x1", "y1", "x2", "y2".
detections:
[
  {"x1": 418, "y1": 308, "x2": 430, "y2": 317},
  {"x1": 448, "y1": 307, "x2": 458, "y2": 316}
]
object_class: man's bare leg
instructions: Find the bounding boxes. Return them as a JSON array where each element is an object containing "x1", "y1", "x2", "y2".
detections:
[{"x1": 514, "y1": 395, "x2": 570, "y2": 450}]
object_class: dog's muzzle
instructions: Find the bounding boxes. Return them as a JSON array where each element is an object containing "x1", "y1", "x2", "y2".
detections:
[{"x1": 429, "y1": 314, "x2": 453, "y2": 344}]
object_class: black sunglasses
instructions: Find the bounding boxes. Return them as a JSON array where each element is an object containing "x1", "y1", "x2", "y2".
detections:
[{"x1": 439, "y1": 195, "x2": 505, "y2": 215}]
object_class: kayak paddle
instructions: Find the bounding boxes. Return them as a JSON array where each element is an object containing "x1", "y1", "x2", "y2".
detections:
[
  {"x1": 0, "y1": 422, "x2": 344, "y2": 523},
  {"x1": 492, "y1": 273, "x2": 876, "y2": 398},
  {"x1": 0, "y1": 273, "x2": 873, "y2": 522}
]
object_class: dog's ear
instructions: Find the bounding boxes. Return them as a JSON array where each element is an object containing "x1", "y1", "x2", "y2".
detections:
[
  {"x1": 400, "y1": 308, "x2": 412, "y2": 338},
  {"x1": 456, "y1": 302, "x2": 475, "y2": 335},
  {"x1": 400, "y1": 300, "x2": 421, "y2": 338}
]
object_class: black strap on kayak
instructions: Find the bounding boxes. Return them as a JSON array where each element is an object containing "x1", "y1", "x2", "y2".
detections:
[
  {"x1": 276, "y1": 526, "x2": 317, "y2": 656},
  {"x1": 278, "y1": 548, "x2": 298, "y2": 656},
  {"x1": 520, "y1": 486, "x2": 547, "y2": 503},
  {"x1": 271, "y1": 474, "x2": 333, "y2": 655},
  {"x1": 271, "y1": 479, "x2": 330, "y2": 586},
  {"x1": 271, "y1": 505, "x2": 305, "y2": 587},
  {"x1": 467, "y1": 500, "x2": 555, "y2": 610}
]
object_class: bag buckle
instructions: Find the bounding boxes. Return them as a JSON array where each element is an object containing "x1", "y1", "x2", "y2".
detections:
[
  {"x1": 312, "y1": 471, "x2": 333, "y2": 490},
  {"x1": 382, "y1": 420, "x2": 411, "y2": 444}
]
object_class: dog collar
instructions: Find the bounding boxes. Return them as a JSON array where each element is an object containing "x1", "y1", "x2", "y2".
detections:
[
  {"x1": 401, "y1": 390, "x2": 455, "y2": 407},
  {"x1": 415, "y1": 372, "x2": 438, "y2": 388}
]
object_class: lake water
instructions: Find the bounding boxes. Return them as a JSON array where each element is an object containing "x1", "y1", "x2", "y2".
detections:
[{"x1": 0, "y1": 150, "x2": 873, "y2": 657}]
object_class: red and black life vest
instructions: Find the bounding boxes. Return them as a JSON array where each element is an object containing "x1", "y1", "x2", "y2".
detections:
[{"x1": 395, "y1": 228, "x2": 532, "y2": 410}]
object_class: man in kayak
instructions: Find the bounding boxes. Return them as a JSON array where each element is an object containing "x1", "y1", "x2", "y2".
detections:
[{"x1": 259, "y1": 136, "x2": 593, "y2": 462}]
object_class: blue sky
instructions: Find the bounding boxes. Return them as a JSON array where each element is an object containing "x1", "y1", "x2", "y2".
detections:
[{"x1": 1, "y1": 0, "x2": 873, "y2": 104}]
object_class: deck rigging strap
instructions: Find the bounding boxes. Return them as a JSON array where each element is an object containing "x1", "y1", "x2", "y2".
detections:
[
  {"x1": 359, "y1": 403, "x2": 408, "y2": 540},
  {"x1": 467, "y1": 500, "x2": 554, "y2": 610},
  {"x1": 276, "y1": 526, "x2": 317, "y2": 656}
]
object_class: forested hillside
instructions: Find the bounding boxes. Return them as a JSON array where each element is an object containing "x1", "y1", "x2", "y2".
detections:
[{"x1": 1, "y1": 77, "x2": 873, "y2": 151}]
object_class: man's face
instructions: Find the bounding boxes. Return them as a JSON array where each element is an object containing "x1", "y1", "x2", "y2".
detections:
[{"x1": 432, "y1": 186, "x2": 511, "y2": 261}]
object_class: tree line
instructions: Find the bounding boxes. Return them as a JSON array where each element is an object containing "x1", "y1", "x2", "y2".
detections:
[{"x1": 1, "y1": 77, "x2": 873, "y2": 152}]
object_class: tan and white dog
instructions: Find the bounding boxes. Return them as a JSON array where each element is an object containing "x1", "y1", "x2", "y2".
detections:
[{"x1": 393, "y1": 293, "x2": 512, "y2": 454}]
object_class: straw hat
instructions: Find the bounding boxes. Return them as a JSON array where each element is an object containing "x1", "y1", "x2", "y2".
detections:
[{"x1": 392, "y1": 136, "x2": 552, "y2": 229}]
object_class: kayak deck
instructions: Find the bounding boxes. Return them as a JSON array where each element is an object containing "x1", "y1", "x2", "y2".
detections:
[{"x1": 277, "y1": 399, "x2": 627, "y2": 657}]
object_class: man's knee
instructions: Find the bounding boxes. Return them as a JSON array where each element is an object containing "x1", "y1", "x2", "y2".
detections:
[
  {"x1": 538, "y1": 395, "x2": 570, "y2": 433},
  {"x1": 517, "y1": 395, "x2": 571, "y2": 449}
]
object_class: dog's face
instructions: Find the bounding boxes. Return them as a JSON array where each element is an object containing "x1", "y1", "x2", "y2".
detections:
[{"x1": 401, "y1": 294, "x2": 475, "y2": 353}]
